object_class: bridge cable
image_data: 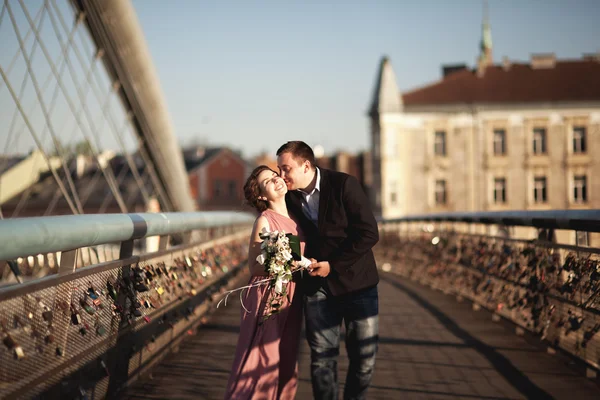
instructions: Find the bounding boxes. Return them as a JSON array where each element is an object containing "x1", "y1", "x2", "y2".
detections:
[
  {"x1": 4, "y1": 1, "x2": 83, "y2": 214},
  {"x1": 50, "y1": 0, "x2": 156, "y2": 209}
]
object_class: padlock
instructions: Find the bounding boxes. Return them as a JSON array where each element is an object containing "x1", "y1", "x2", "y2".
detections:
[
  {"x1": 88, "y1": 285, "x2": 99, "y2": 300},
  {"x1": 31, "y1": 326, "x2": 42, "y2": 339},
  {"x1": 134, "y1": 282, "x2": 149, "y2": 292},
  {"x1": 71, "y1": 309, "x2": 82, "y2": 325},
  {"x1": 83, "y1": 304, "x2": 95, "y2": 315},
  {"x1": 3, "y1": 334, "x2": 17, "y2": 350},
  {"x1": 57, "y1": 300, "x2": 69, "y2": 316},
  {"x1": 42, "y1": 309, "x2": 53, "y2": 323},
  {"x1": 96, "y1": 324, "x2": 107, "y2": 336},
  {"x1": 3, "y1": 334, "x2": 25, "y2": 360},
  {"x1": 45, "y1": 333, "x2": 55, "y2": 345},
  {"x1": 14, "y1": 345, "x2": 25, "y2": 360},
  {"x1": 107, "y1": 281, "x2": 118, "y2": 301}
]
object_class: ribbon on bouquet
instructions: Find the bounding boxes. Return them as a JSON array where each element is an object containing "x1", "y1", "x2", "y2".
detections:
[{"x1": 216, "y1": 256, "x2": 312, "y2": 313}]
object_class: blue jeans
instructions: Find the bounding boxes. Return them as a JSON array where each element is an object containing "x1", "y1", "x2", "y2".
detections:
[{"x1": 304, "y1": 284, "x2": 379, "y2": 400}]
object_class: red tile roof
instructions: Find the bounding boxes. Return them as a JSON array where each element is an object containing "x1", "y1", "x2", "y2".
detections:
[{"x1": 402, "y1": 60, "x2": 600, "y2": 106}]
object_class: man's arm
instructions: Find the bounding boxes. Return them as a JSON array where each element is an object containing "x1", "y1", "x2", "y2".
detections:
[{"x1": 326, "y1": 175, "x2": 379, "y2": 274}]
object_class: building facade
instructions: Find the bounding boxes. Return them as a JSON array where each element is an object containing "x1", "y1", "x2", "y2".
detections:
[
  {"x1": 316, "y1": 151, "x2": 372, "y2": 198},
  {"x1": 185, "y1": 147, "x2": 250, "y2": 211},
  {"x1": 369, "y1": 18, "x2": 600, "y2": 229}
]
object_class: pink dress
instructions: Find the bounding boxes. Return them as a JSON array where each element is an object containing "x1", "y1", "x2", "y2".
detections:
[{"x1": 224, "y1": 209, "x2": 305, "y2": 400}]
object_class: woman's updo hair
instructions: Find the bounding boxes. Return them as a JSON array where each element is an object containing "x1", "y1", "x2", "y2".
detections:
[{"x1": 243, "y1": 165, "x2": 276, "y2": 212}]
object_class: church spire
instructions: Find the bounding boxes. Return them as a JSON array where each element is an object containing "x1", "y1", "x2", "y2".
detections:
[{"x1": 477, "y1": 1, "x2": 493, "y2": 76}]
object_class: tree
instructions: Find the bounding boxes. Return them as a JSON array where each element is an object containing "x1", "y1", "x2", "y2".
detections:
[{"x1": 48, "y1": 140, "x2": 95, "y2": 158}]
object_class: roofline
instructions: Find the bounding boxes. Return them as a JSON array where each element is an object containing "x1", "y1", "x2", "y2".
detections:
[
  {"x1": 402, "y1": 101, "x2": 600, "y2": 114},
  {"x1": 187, "y1": 148, "x2": 246, "y2": 174},
  {"x1": 187, "y1": 148, "x2": 225, "y2": 174},
  {"x1": 401, "y1": 58, "x2": 600, "y2": 98}
]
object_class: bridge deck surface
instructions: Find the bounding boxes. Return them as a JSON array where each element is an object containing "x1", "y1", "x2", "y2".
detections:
[{"x1": 120, "y1": 272, "x2": 600, "y2": 399}]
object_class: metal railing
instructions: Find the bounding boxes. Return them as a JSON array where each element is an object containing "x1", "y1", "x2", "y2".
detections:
[
  {"x1": 376, "y1": 210, "x2": 600, "y2": 377},
  {"x1": 0, "y1": 211, "x2": 254, "y2": 399}
]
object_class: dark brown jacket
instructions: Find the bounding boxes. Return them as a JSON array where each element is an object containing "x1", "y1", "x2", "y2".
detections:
[{"x1": 286, "y1": 168, "x2": 379, "y2": 296}]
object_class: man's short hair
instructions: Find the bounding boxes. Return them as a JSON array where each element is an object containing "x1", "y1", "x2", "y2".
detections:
[{"x1": 276, "y1": 141, "x2": 316, "y2": 169}]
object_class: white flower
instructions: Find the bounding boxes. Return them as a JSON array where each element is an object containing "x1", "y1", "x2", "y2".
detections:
[
  {"x1": 274, "y1": 278, "x2": 284, "y2": 294},
  {"x1": 270, "y1": 263, "x2": 284, "y2": 274},
  {"x1": 256, "y1": 252, "x2": 266, "y2": 265},
  {"x1": 279, "y1": 249, "x2": 292, "y2": 261}
]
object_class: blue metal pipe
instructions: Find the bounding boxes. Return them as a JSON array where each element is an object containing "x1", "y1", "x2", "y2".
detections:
[
  {"x1": 0, "y1": 211, "x2": 255, "y2": 260},
  {"x1": 379, "y1": 210, "x2": 600, "y2": 232}
]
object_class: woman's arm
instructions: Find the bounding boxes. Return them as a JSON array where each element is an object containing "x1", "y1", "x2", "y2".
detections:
[{"x1": 247, "y1": 215, "x2": 270, "y2": 276}]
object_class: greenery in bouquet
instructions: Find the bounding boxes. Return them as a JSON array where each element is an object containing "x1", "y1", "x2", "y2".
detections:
[
  {"x1": 217, "y1": 229, "x2": 308, "y2": 321},
  {"x1": 256, "y1": 229, "x2": 300, "y2": 320}
]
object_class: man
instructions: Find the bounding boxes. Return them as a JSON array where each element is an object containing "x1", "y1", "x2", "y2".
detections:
[{"x1": 276, "y1": 141, "x2": 379, "y2": 400}]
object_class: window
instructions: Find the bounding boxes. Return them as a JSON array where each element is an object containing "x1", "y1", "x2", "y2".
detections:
[
  {"x1": 493, "y1": 178, "x2": 506, "y2": 204},
  {"x1": 532, "y1": 128, "x2": 547, "y2": 154},
  {"x1": 214, "y1": 180, "x2": 223, "y2": 198},
  {"x1": 228, "y1": 180, "x2": 237, "y2": 197},
  {"x1": 573, "y1": 126, "x2": 587, "y2": 153},
  {"x1": 576, "y1": 231, "x2": 589, "y2": 247},
  {"x1": 389, "y1": 181, "x2": 398, "y2": 206},
  {"x1": 493, "y1": 129, "x2": 506, "y2": 155},
  {"x1": 435, "y1": 180, "x2": 447, "y2": 205},
  {"x1": 573, "y1": 175, "x2": 587, "y2": 203},
  {"x1": 434, "y1": 131, "x2": 446, "y2": 156},
  {"x1": 533, "y1": 177, "x2": 547, "y2": 203}
]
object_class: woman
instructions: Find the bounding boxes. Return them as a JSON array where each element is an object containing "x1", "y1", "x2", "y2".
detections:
[{"x1": 224, "y1": 165, "x2": 305, "y2": 400}]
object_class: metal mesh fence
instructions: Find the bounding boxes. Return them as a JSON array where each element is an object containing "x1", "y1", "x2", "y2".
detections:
[
  {"x1": 376, "y1": 226, "x2": 600, "y2": 372},
  {"x1": 0, "y1": 229, "x2": 250, "y2": 399}
]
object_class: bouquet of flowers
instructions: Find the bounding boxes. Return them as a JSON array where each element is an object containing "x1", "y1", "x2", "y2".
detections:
[
  {"x1": 256, "y1": 229, "x2": 310, "y2": 316},
  {"x1": 217, "y1": 228, "x2": 310, "y2": 320}
]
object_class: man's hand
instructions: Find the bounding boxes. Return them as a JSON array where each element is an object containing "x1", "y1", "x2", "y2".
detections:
[{"x1": 308, "y1": 261, "x2": 330, "y2": 278}]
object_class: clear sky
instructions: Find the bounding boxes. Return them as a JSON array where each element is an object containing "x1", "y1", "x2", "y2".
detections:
[
  {"x1": 131, "y1": 0, "x2": 599, "y2": 158},
  {"x1": 3, "y1": 1, "x2": 597, "y2": 159}
]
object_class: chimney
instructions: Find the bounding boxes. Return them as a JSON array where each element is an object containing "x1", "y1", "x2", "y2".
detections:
[
  {"x1": 531, "y1": 53, "x2": 556, "y2": 69},
  {"x1": 502, "y1": 56, "x2": 511, "y2": 71},
  {"x1": 195, "y1": 147, "x2": 206, "y2": 158},
  {"x1": 583, "y1": 52, "x2": 600, "y2": 62},
  {"x1": 442, "y1": 64, "x2": 467, "y2": 78}
]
